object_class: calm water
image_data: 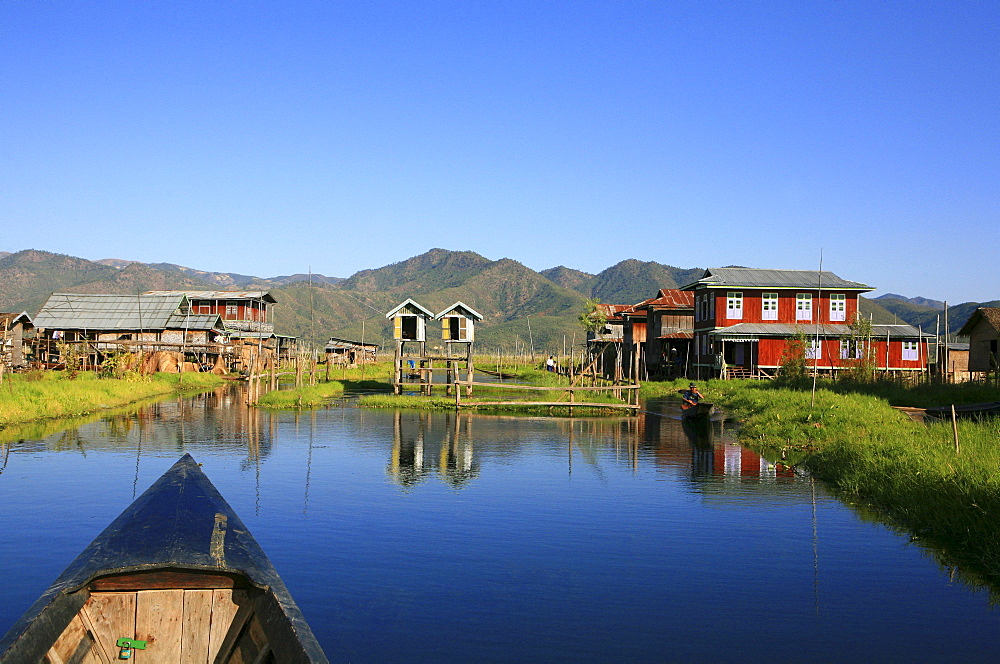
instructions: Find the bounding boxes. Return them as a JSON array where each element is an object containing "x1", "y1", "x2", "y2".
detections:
[{"x1": 1, "y1": 386, "x2": 998, "y2": 662}]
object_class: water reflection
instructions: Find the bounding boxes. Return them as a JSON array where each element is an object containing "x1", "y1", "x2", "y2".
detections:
[{"x1": 389, "y1": 411, "x2": 480, "y2": 489}]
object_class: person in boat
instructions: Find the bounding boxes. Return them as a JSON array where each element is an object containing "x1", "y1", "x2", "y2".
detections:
[{"x1": 680, "y1": 383, "x2": 703, "y2": 410}]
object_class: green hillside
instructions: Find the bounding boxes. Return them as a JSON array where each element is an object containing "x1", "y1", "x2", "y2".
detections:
[{"x1": 0, "y1": 250, "x2": 213, "y2": 314}]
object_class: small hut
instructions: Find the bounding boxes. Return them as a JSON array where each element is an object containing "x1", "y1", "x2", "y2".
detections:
[
  {"x1": 1, "y1": 312, "x2": 34, "y2": 370},
  {"x1": 386, "y1": 299, "x2": 434, "y2": 343},
  {"x1": 435, "y1": 301, "x2": 483, "y2": 344},
  {"x1": 958, "y1": 307, "x2": 1000, "y2": 378}
]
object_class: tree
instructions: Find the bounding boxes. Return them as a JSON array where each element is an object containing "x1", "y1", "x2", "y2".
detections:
[
  {"x1": 778, "y1": 330, "x2": 809, "y2": 382},
  {"x1": 841, "y1": 313, "x2": 877, "y2": 382},
  {"x1": 577, "y1": 298, "x2": 607, "y2": 334}
]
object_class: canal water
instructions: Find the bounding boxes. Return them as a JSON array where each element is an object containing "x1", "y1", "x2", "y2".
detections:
[{"x1": 1, "y1": 386, "x2": 998, "y2": 662}]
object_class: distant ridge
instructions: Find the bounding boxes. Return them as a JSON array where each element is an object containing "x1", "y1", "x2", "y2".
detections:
[
  {"x1": 874, "y1": 293, "x2": 945, "y2": 310},
  {"x1": 0, "y1": 247, "x2": 984, "y2": 349}
]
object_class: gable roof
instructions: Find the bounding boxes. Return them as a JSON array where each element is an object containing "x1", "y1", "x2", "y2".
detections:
[
  {"x1": 145, "y1": 290, "x2": 277, "y2": 303},
  {"x1": 434, "y1": 301, "x2": 483, "y2": 321},
  {"x1": 34, "y1": 293, "x2": 221, "y2": 331},
  {"x1": 958, "y1": 308, "x2": 1000, "y2": 337},
  {"x1": 0, "y1": 312, "x2": 33, "y2": 328},
  {"x1": 683, "y1": 268, "x2": 873, "y2": 291},
  {"x1": 645, "y1": 289, "x2": 695, "y2": 309},
  {"x1": 385, "y1": 298, "x2": 435, "y2": 319},
  {"x1": 710, "y1": 322, "x2": 924, "y2": 339}
]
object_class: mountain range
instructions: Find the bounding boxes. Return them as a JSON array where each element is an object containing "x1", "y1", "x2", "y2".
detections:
[{"x1": 0, "y1": 248, "x2": 990, "y2": 351}]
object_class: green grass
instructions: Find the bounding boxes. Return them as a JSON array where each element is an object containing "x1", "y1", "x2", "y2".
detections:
[
  {"x1": 669, "y1": 378, "x2": 1000, "y2": 594},
  {"x1": 254, "y1": 381, "x2": 347, "y2": 408},
  {"x1": 0, "y1": 371, "x2": 225, "y2": 427}
]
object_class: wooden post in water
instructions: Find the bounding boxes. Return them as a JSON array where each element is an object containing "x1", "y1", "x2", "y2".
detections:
[{"x1": 951, "y1": 404, "x2": 960, "y2": 455}]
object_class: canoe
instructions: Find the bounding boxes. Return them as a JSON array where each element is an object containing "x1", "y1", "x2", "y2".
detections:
[
  {"x1": 681, "y1": 401, "x2": 716, "y2": 420},
  {"x1": 924, "y1": 401, "x2": 1000, "y2": 421},
  {"x1": 0, "y1": 454, "x2": 328, "y2": 663}
]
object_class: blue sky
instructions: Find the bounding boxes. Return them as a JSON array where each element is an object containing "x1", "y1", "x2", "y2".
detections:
[{"x1": 2, "y1": 1, "x2": 997, "y2": 302}]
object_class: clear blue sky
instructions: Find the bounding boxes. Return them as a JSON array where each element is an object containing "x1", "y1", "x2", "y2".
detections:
[{"x1": 2, "y1": 1, "x2": 997, "y2": 302}]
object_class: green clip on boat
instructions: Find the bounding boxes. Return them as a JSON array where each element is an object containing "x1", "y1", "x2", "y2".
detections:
[{"x1": 0, "y1": 454, "x2": 328, "y2": 663}]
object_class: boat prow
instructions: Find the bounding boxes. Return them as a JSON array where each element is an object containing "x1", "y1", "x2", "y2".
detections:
[{"x1": 0, "y1": 454, "x2": 328, "y2": 663}]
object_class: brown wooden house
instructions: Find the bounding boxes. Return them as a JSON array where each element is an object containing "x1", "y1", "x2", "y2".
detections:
[
  {"x1": 1, "y1": 312, "x2": 33, "y2": 369},
  {"x1": 958, "y1": 307, "x2": 1000, "y2": 376}
]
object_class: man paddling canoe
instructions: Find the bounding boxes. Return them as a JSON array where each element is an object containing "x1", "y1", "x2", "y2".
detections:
[{"x1": 680, "y1": 383, "x2": 703, "y2": 411}]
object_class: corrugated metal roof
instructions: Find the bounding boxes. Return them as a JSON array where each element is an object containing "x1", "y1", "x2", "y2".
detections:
[
  {"x1": 647, "y1": 289, "x2": 695, "y2": 309},
  {"x1": 435, "y1": 301, "x2": 484, "y2": 321},
  {"x1": 164, "y1": 312, "x2": 225, "y2": 331},
  {"x1": 710, "y1": 323, "x2": 924, "y2": 338},
  {"x1": 684, "y1": 268, "x2": 873, "y2": 291},
  {"x1": 145, "y1": 290, "x2": 277, "y2": 303},
  {"x1": 34, "y1": 293, "x2": 190, "y2": 331},
  {"x1": 385, "y1": 298, "x2": 435, "y2": 319},
  {"x1": 658, "y1": 332, "x2": 694, "y2": 339}
]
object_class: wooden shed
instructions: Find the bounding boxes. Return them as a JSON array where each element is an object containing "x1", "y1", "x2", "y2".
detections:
[
  {"x1": 386, "y1": 299, "x2": 435, "y2": 343},
  {"x1": 1, "y1": 312, "x2": 33, "y2": 369},
  {"x1": 435, "y1": 301, "x2": 483, "y2": 343},
  {"x1": 958, "y1": 308, "x2": 1000, "y2": 375}
]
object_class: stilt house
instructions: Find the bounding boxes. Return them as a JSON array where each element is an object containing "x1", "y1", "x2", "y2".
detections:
[
  {"x1": 33, "y1": 293, "x2": 227, "y2": 369},
  {"x1": 682, "y1": 268, "x2": 929, "y2": 378},
  {"x1": 958, "y1": 307, "x2": 1000, "y2": 375},
  {"x1": 435, "y1": 302, "x2": 483, "y2": 344},
  {"x1": 1, "y1": 312, "x2": 33, "y2": 369},
  {"x1": 387, "y1": 299, "x2": 435, "y2": 343}
]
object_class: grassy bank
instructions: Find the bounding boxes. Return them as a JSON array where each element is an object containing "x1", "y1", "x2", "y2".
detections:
[
  {"x1": 671, "y1": 378, "x2": 1000, "y2": 593},
  {"x1": 0, "y1": 371, "x2": 225, "y2": 427},
  {"x1": 253, "y1": 362, "x2": 393, "y2": 408}
]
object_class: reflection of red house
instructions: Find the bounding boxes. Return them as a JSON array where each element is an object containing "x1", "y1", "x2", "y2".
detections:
[{"x1": 683, "y1": 268, "x2": 929, "y2": 379}]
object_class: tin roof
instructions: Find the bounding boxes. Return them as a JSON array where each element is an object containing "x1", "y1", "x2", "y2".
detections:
[
  {"x1": 646, "y1": 289, "x2": 695, "y2": 309},
  {"x1": 709, "y1": 323, "x2": 924, "y2": 339},
  {"x1": 684, "y1": 268, "x2": 873, "y2": 291},
  {"x1": 385, "y1": 299, "x2": 435, "y2": 319},
  {"x1": 325, "y1": 337, "x2": 379, "y2": 351},
  {"x1": 34, "y1": 293, "x2": 206, "y2": 331},
  {"x1": 0, "y1": 312, "x2": 33, "y2": 327},
  {"x1": 145, "y1": 290, "x2": 277, "y2": 303},
  {"x1": 435, "y1": 301, "x2": 484, "y2": 321},
  {"x1": 164, "y1": 313, "x2": 226, "y2": 331}
]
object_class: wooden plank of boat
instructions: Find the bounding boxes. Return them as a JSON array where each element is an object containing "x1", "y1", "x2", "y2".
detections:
[
  {"x1": 681, "y1": 402, "x2": 716, "y2": 420},
  {"x1": 0, "y1": 453, "x2": 328, "y2": 664},
  {"x1": 924, "y1": 401, "x2": 1000, "y2": 420}
]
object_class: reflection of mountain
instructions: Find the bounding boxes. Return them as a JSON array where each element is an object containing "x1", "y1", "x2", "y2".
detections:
[{"x1": 389, "y1": 411, "x2": 480, "y2": 489}]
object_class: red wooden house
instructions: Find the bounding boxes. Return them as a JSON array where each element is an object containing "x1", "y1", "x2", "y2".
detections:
[
  {"x1": 682, "y1": 268, "x2": 929, "y2": 378},
  {"x1": 145, "y1": 291, "x2": 276, "y2": 333}
]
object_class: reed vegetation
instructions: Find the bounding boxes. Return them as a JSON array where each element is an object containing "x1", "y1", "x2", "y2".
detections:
[
  {"x1": 648, "y1": 378, "x2": 1000, "y2": 594},
  {"x1": 0, "y1": 371, "x2": 225, "y2": 427}
]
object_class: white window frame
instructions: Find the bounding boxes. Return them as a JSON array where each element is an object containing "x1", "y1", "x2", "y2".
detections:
[
  {"x1": 762, "y1": 293, "x2": 778, "y2": 321},
  {"x1": 796, "y1": 293, "x2": 812, "y2": 321},
  {"x1": 726, "y1": 292, "x2": 743, "y2": 320},
  {"x1": 902, "y1": 341, "x2": 919, "y2": 361},
  {"x1": 805, "y1": 339, "x2": 822, "y2": 359},
  {"x1": 840, "y1": 339, "x2": 863, "y2": 360},
  {"x1": 830, "y1": 293, "x2": 846, "y2": 322}
]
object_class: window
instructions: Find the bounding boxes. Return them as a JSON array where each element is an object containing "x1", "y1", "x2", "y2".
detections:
[
  {"x1": 796, "y1": 293, "x2": 812, "y2": 320},
  {"x1": 805, "y1": 339, "x2": 822, "y2": 359},
  {"x1": 762, "y1": 293, "x2": 778, "y2": 321},
  {"x1": 902, "y1": 341, "x2": 919, "y2": 361},
  {"x1": 225, "y1": 301, "x2": 239, "y2": 317},
  {"x1": 726, "y1": 292, "x2": 743, "y2": 320},
  {"x1": 695, "y1": 295, "x2": 701, "y2": 322},
  {"x1": 830, "y1": 293, "x2": 846, "y2": 322},
  {"x1": 709, "y1": 294, "x2": 715, "y2": 320},
  {"x1": 840, "y1": 339, "x2": 863, "y2": 359}
]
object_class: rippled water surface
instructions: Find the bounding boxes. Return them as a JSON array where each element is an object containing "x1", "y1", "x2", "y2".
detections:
[{"x1": 1, "y1": 386, "x2": 998, "y2": 662}]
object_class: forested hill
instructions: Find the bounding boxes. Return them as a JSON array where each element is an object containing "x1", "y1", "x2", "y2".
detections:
[{"x1": 1, "y1": 247, "x2": 982, "y2": 351}]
